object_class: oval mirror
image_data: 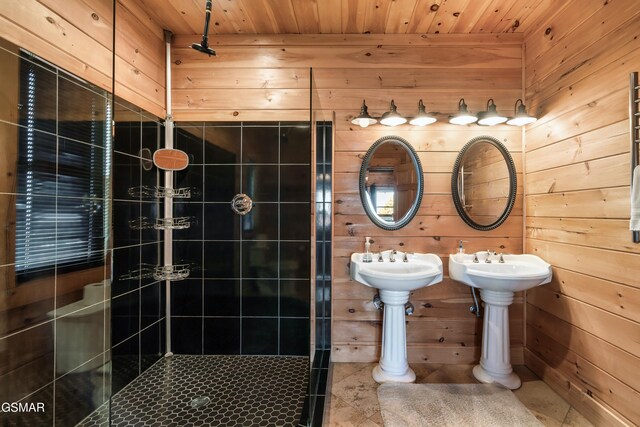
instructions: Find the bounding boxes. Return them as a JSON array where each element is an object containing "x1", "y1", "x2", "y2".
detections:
[
  {"x1": 451, "y1": 136, "x2": 517, "y2": 231},
  {"x1": 359, "y1": 136, "x2": 423, "y2": 230}
]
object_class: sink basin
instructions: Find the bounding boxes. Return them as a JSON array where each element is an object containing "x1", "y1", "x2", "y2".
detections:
[
  {"x1": 350, "y1": 251, "x2": 443, "y2": 292},
  {"x1": 448, "y1": 252, "x2": 552, "y2": 390},
  {"x1": 350, "y1": 251, "x2": 443, "y2": 384},
  {"x1": 449, "y1": 253, "x2": 551, "y2": 292}
]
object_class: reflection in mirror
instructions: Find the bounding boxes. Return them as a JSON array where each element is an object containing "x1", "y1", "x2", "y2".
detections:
[
  {"x1": 140, "y1": 148, "x2": 154, "y2": 171},
  {"x1": 452, "y1": 136, "x2": 516, "y2": 231},
  {"x1": 359, "y1": 136, "x2": 423, "y2": 230}
]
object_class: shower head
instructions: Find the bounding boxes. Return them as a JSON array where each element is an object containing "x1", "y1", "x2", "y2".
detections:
[
  {"x1": 191, "y1": 41, "x2": 216, "y2": 56},
  {"x1": 191, "y1": 0, "x2": 216, "y2": 57}
]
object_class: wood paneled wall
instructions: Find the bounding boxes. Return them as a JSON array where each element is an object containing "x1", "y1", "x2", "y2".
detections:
[
  {"x1": 523, "y1": 1, "x2": 640, "y2": 425},
  {"x1": 172, "y1": 33, "x2": 524, "y2": 364},
  {"x1": 332, "y1": 127, "x2": 523, "y2": 364},
  {"x1": 114, "y1": 0, "x2": 166, "y2": 117},
  {"x1": 0, "y1": 0, "x2": 166, "y2": 118}
]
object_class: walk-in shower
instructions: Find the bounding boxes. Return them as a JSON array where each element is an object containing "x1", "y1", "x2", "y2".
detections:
[{"x1": 89, "y1": 118, "x2": 322, "y2": 425}]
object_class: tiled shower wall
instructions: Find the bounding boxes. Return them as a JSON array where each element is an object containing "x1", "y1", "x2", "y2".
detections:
[
  {"x1": 315, "y1": 121, "x2": 332, "y2": 351},
  {"x1": 0, "y1": 40, "x2": 111, "y2": 426},
  {"x1": 111, "y1": 98, "x2": 165, "y2": 395},
  {"x1": 306, "y1": 121, "x2": 333, "y2": 425},
  {"x1": 170, "y1": 122, "x2": 311, "y2": 356}
]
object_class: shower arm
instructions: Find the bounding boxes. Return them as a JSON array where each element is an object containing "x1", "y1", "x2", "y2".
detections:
[
  {"x1": 200, "y1": 0, "x2": 212, "y2": 49},
  {"x1": 191, "y1": 0, "x2": 216, "y2": 56}
]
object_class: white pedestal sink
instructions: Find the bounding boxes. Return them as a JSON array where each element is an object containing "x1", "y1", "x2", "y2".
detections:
[
  {"x1": 350, "y1": 251, "x2": 443, "y2": 383},
  {"x1": 449, "y1": 253, "x2": 552, "y2": 389}
]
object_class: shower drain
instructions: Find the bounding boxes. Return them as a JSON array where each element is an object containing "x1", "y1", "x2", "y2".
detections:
[{"x1": 190, "y1": 396, "x2": 211, "y2": 409}]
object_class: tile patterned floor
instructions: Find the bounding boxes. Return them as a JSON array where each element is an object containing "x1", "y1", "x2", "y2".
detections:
[
  {"x1": 79, "y1": 355, "x2": 309, "y2": 427},
  {"x1": 323, "y1": 363, "x2": 595, "y2": 427}
]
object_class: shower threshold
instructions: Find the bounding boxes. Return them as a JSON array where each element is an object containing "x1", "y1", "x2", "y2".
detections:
[{"x1": 79, "y1": 355, "x2": 309, "y2": 427}]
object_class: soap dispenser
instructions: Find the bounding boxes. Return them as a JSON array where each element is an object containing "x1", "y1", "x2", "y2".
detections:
[
  {"x1": 363, "y1": 237, "x2": 373, "y2": 263},
  {"x1": 456, "y1": 240, "x2": 466, "y2": 261}
]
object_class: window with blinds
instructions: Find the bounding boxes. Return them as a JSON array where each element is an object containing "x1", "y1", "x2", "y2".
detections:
[{"x1": 15, "y1": 52, "x2": 111, "y2": 281}]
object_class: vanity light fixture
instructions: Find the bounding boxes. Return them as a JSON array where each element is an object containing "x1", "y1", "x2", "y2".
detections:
[
  {"x1": 409, "y1": 99, "x2": 437, "y2": 126},
  {"x1": 379, "y1": 100, "x2": 407, "y2": 126},
  {"x1": 506, "y1": 99, "x2": 537, "y2": 126},
  {"x1": 476, "y1": 99, "x2": 508, "y2": 126},
  {"x1": 449, "y1": 98, "x2": 478, "y2": 125},
  {"x1": 351, "y1": 98, "x2": 528, "y2": 128},
  {"x1": 351, "y1": 100, "x2": 378, "y2": 128}
]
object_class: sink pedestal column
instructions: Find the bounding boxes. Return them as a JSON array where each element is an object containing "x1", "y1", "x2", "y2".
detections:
[
  {"x1": 372, "y1": 290, "x2": 416, "y2": 383},
  {"x1": 473, "y1": 289, "x2": 521, "y2": 389}
]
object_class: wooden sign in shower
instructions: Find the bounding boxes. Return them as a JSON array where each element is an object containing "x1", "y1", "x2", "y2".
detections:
[{"x1": 153, "y1": 148, "x2": 189, "y2": 171}]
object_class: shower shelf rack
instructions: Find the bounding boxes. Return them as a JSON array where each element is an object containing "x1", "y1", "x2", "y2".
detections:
[
  {"x1": 128, "y1": 216, "x2": 193, "y2": 230},
  {"x1": 119, "y1": 264, "x2": 156, "y2": 280},
  {"x1": 153, "y1": 264, "x2": 191, "y2": 281},
  {"x1": 119, "y1": 264, "x2": 191, "y2": 282},
  {"x1": 155, "y1": 217, "x2": 193, "y2": 230},
  {"x1": 128, "y1": 185, "x2": 193, "y2": 199}
]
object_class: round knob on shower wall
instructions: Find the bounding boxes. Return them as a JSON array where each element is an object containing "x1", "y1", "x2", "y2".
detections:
[{"x1": 231, "y1": 193, "x2": 253, "y2": 215}]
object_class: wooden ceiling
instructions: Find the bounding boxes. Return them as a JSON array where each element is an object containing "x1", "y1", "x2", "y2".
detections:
[{"x1": 137, "y1": 0, "x2": 554, "y2": 35}]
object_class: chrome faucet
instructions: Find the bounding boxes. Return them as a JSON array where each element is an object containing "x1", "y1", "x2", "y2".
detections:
[
  {"x1": 377, "y1": 253, "x2": 384, "y2": 262},
  {"x1": 472, "y1": 254, "x2": 479, "y2": 263},
  {"x1": 389, "y1": 250, "x2": 397, "y2": 262},
  {"x1": 485, "y1": 249, "x2": 493, "y2": 263},
  {"x1": 498, "y1": 253, "x2": 505, "y2": 263},
  {"x1": 403, "y1": 252, "x2": 409, "y2": 262}
]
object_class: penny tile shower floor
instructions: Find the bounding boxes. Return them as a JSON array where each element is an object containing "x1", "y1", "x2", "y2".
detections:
[{"x1": 80, "y1": 355, "x2": 308, "y2": 427}]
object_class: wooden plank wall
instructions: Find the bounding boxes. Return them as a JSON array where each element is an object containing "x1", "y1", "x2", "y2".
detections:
[
  {"x1": 171, "y1": 33, "x2": 524, "y2": 364},
  {"x1": 523, "y1": 0, "x2": 640, "y2": 425},
  {"x1": 0, "y1": 0, "x2": 166, "y2": 118}
]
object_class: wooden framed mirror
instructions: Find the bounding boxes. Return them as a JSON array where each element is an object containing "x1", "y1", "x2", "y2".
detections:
[
  {"x1": 451, "y1": 136, "x2": 517, "y2": 231},
  {"x1": 359, "y1": 136, "x2": 423, "y2": 231}
]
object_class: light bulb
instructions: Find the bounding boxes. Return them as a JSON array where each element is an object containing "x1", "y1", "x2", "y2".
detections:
[
  {"x1": 477, "y1": 115, "x2": 508, "y2": 126},
  {"x1": 506, "y1": 100, "x2": 537, "y2": 126},
  {"x1": 409, "y1": 99, "x2": 437, "y2": 126},
  {"x1": 358, "y1": 118, "x2": 371, "y2": 128},
  {"x1": 449, "y1": 115, "x2": 478, "y2": 125},
  {"x1": 379, "y1": 100, "x2": 406, "y2": 126},
  {"x1": 449, "y1": 98, "x2": 477, "y2": 125},
  {"x1": 351, "y1": 100, "x2": 377, "y2": 127},
  {"x1": 506, "y1": 116, "x2": 537, "y2": 126},
  {"x1": 476, "y1": 99, "x2": 507, "y2": 126},
  {"x1": 410, "y1": 116, "x2": 437, "y2": 126},
  {"x1": 380, "y1": 116, "x2": 407, "y2": 126}
]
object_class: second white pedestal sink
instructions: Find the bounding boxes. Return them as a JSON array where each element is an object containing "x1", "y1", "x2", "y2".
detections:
[
  {"x1": 351, "y1": 251, "x2": 443, "y2": 383},
  {"x1": 449, "y1": 253, "x2": 552, "y2": 389}
]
